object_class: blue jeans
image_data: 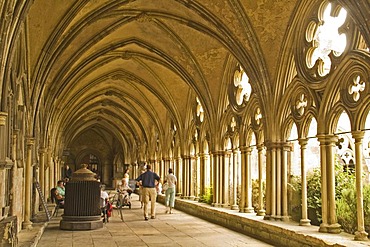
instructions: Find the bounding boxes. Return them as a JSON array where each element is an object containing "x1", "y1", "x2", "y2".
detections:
[{"x1": 165, "y1": 187, "x2": 176, "y2": 208}]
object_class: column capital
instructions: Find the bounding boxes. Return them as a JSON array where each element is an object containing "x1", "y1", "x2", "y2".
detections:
[
  {"x1": 0, "y1": 112, "x2": 8, "y2": 126},
  {"x1": 256, "y1": 144, "x2": 265, "y2": 151},
  {"x1": 39, "y1": 148, "x2": 47, "y2": 154},
  {"x1": 210, "y1": 150, "x2": 225, "y2": 156},
  {"x1": 239, "y1": 146, "x2": 251, "y2": 153},
  {"x1": 316, "y1": 134, "x2": 338, "y2": 145},
  {"x1": 352, "y1": 130, "x2": 364, "y2": 140},
  {"x1": 298, "y1": 138, "x2": 308, "y2": 147},
  {"x1": 26, "y1": 137, "x2": 35, "y2": 146}
]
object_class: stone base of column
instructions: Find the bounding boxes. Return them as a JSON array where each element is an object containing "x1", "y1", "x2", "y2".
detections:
[
  {"x1": 257, "y1": 209, "x2": 266, "y2": 216},
  {"x1": 263, "y1": 214, "x2": 270, "y2": 220},
  {"x1": 188, "y1": 196, "x2": 195, "y2": 200},
  {"x1": 22, "y1": 220, "x2": 33, "y2": 230},
  {"x1": 319, "y1": 223, "x2": 329, "y2": 232},
  {"x1": 212, "y1": 203, "x2": 222, "y2": 207},
  {"x1": 327, "y1": 223, "x2": 341, "y2": 233},
  {"x1": 299, "y1": 218, "x2": 311, "y2": 226},
  {"x1": 243, "y1": 207, "x2": 254, "y2": 213},
  {"x1": 281, "y1": 216, "x2": 290, "y2": 222},
  {"x1": 319, "y1": 223, "x2": 341, "y2": 233},
  {"x1": 354, "y1": 230, "x2": 368, "y2": 241},
  {"x1": 60, "y1": 216, "x2": 103, "y2": 230},
  {"x1": 230, "y1": 204, "x2": 239, "y2": 210}
]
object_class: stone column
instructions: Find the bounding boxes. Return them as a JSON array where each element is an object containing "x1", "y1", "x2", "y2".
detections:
[
  {"x1": 199, "y1": 153, "x2": 206, "y2": 197},
  {"x1": 23, "y1": 137, "x2": 34, "y2": 229},
  {"x1": 239, "y1": 146, "x2": 246, "y2": 212},
  {"x1": 245, "y1": 147, "x2": 254, "y2": 213},
  {"x1": 175, "y1": 156, "x2": 182, "y2": 196},
  {"x1": 257, "y1": 144, "x2": 266, "y2": 216},
  {"x1": 48, "y1": 149, "x2": 54, "y2": 195},
  {"x1": 317, "y1": 134, "x2": 341, "y2": 233},
  {"x1": 222, "y1": 151, "x2": 230, "y2": 207},
  {"x1": 276, "y1": 143, "x2": 282, "y2": 220},
  {"x1": 38, "y1": 148, "x2": 47, "y2": 199},
  {"x1": 299, "y1": 138, "x2": 311, "y2": 226},
  {"x1": 281, "y1": 142, "x2": 290, "y2": 221},
  {"x1": 10, "y1": 130, "x2": 19, "y2": 216},
  {"x1": 264, "y1": 142, "x2": 271, "y2": 219},
  {"x1": 181, "y1": 155, "x2": 190, "y2": 198},
  {"x1": 211, "y1": 151, "x2": 222, "y2": 207},
  {"x1": 352, "y1": 131, "x2": 368, "y2": 240},
  {"x1": 189, "y1": 155, "x2": 196, "y2": 200},
  {"x1": 231, "y1": 149, "x2": 239, "y2": 210}
]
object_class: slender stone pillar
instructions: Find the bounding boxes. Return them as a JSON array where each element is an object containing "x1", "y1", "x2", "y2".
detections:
[
  {"x1": 23, "y1": 137, "x2": 34, "y2": 229},
  {"x1": 257, "y1": 145, "x2": 266, "y2": 216},
  {"x1": 317, "y1": 134, "x2": 341, "y2": 233},
  {"x1": 239, "y1": 146, "x2": 246, "y2": 212},
  {"x1": 211, "y1": 151, "x2": 222, "y2": 207},
  {"x1": 48, "y1": 149, "x2": 54, "y2": 196},
  {"x1": 352, "y1": 131, "x2": 368, "y2": 240},
  {"x1": 299, "y1": 138, "x2": 311, "y2": 226},
  {"x1": 317, "y1": 134, "x2": 328, "y2": 231},
  {"x1": 182, "y1": 155, "x2": 190, "y2": 198},
  {"x1": 327, "y1": 135, "x2": 340, "y2": 233},
  {"x1": 39, "y1": 148, "x2": 47, "y2": 200},
  {"x1": 189, "y1": 155, "x2": 196, "y2": 200},
  {"x1": 175, "y1": 156, "x2": 182, "y2": 196},
  {"x1": 199, "y1": 153, "x2": 206, "y2": 197},
  {"x1": 245, "y1": 147, "x2": 254, "y2": 213},
  {"x1": 276, "y1": 143, "x2": 282, "y2": 220},
  {"x1": 10, "y1": 130, "x2": 19, "y2": 216},
  {"x1": 281, "y1": 142, "x2": 290, "y2": 221},
  {"x1": 231, "y1": 149, "x2": 239, "y2": 210},
  {"x1": 264, "y1": 142, "x2": 271, "y2": 219},
  {"x1": 222, "y1": 151, "x2": 230, "y2": 207}
]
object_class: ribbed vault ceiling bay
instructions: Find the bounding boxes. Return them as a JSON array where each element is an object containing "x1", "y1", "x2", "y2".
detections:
[{"x1": 26, "y1": 0, "x2": 295, "y2": 160}]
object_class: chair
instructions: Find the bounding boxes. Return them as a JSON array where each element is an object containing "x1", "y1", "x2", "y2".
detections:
[{"x1": 50, "y1": 188, "x2": 64, "y2": 217}]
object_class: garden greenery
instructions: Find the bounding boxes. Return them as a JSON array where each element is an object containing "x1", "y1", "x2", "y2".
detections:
[{"x1": 290, "y1": 158, "x2": 370, "y2": 236}]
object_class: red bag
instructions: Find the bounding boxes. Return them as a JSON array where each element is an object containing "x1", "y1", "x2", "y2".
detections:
[{"x1": 106, "y1": 202, "x2": 113, "y2": 217}]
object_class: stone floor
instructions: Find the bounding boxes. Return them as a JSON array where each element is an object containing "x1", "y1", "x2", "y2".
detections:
[{"x1": 18, "y1": 194, "x2": 272, "y2": 247}]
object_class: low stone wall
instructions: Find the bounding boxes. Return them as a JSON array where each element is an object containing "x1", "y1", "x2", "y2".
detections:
[{"x1": 157, "y1": 195, "x2": 346, "y2": 247}]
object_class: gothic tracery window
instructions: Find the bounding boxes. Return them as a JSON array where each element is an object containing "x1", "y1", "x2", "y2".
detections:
[
  {"x1": 196, "y1": 97, "x2": 204, "y2": 122},
  {"x1": 348, "y1": 75, "x2": 365, "y2": 102},
  {"x1": 233, "y1": 66, "x2": 252, "y2": 105},
  {"x1": 306, "y1": 2, "x2": 347, "y2": 77}
]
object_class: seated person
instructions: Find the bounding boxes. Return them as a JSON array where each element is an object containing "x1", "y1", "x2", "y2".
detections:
[
  {"x1": 117, "y1": 180, "x2": 132, "y2": 206},
  {"x1": 56, "y1": 180, "x2": 65, "y2": 198},
  {"x1": 100, "y1": 186, "x2": 109, "y2": 222},
  {"x1": 51, "y1": 188, "x2": 64, "y2": 208},
  {"x1": 117, "y1": 179, "x2": 133, "y2": 195}
]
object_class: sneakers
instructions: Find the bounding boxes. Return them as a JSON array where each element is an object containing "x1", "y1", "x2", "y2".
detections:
[
  {"x1": 170, "y1": 210, "x2": 173, "y2": 214},
  {"x1": 151, "y1": 216, "x2": 155, "y2": 219},
  {"x1": 144, "y1": 217, "x2": 148, "y2": 221}
]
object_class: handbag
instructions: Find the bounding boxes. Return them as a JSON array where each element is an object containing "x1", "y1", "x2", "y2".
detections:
[{"x1": 162, "y1": 182, "x2": 169, "y2": 191}]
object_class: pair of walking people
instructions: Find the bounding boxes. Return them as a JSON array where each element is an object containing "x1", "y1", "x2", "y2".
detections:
[{"x1": 136, "y1": 165, "x2": 177, "y2": 220}]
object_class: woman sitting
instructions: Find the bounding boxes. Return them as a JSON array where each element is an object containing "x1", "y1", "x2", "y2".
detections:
[{"x1": 51, "y1": 188, "x2": 64, "y2": 208}]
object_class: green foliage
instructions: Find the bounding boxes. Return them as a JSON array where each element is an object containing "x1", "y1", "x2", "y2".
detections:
[
  {"x1": 252, "y1": 179, "x2": 265, "y2": 212},
  {"x1": 336, "y1": 182, "x2": 370, "y2": 235},
  {"x1": 306, "y1": 167, "x2": 322, "y2": 223},
  {"x1": 199, "y1": 187, "x2": 213, "y2": 205},
  {"x1": 288, "y1": 175, "x2": 302, "y2": 222},
  {"x1": 336, "y1": 183, "x2": 357, "y2": 234},
  {"x1": 289, "y1": 157, "x2": 362, "y2": 230}
]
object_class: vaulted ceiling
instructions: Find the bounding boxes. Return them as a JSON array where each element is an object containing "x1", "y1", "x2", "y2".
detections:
[{"x1": 26, "y1": 0, "x2": 297, "y2": 160}]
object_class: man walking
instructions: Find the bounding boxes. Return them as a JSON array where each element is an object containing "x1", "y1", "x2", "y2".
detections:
[{"x1": 136, "y1": 164, "x2": 160, "y2": 221}]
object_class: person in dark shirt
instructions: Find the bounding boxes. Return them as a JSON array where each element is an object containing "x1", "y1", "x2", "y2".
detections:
[
  {"x1": 136, "y1": 164, "x2": 160, "y2": 221},
  {"x1": 64, "y1": 164, "x2": 73, "y2": 179}
]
